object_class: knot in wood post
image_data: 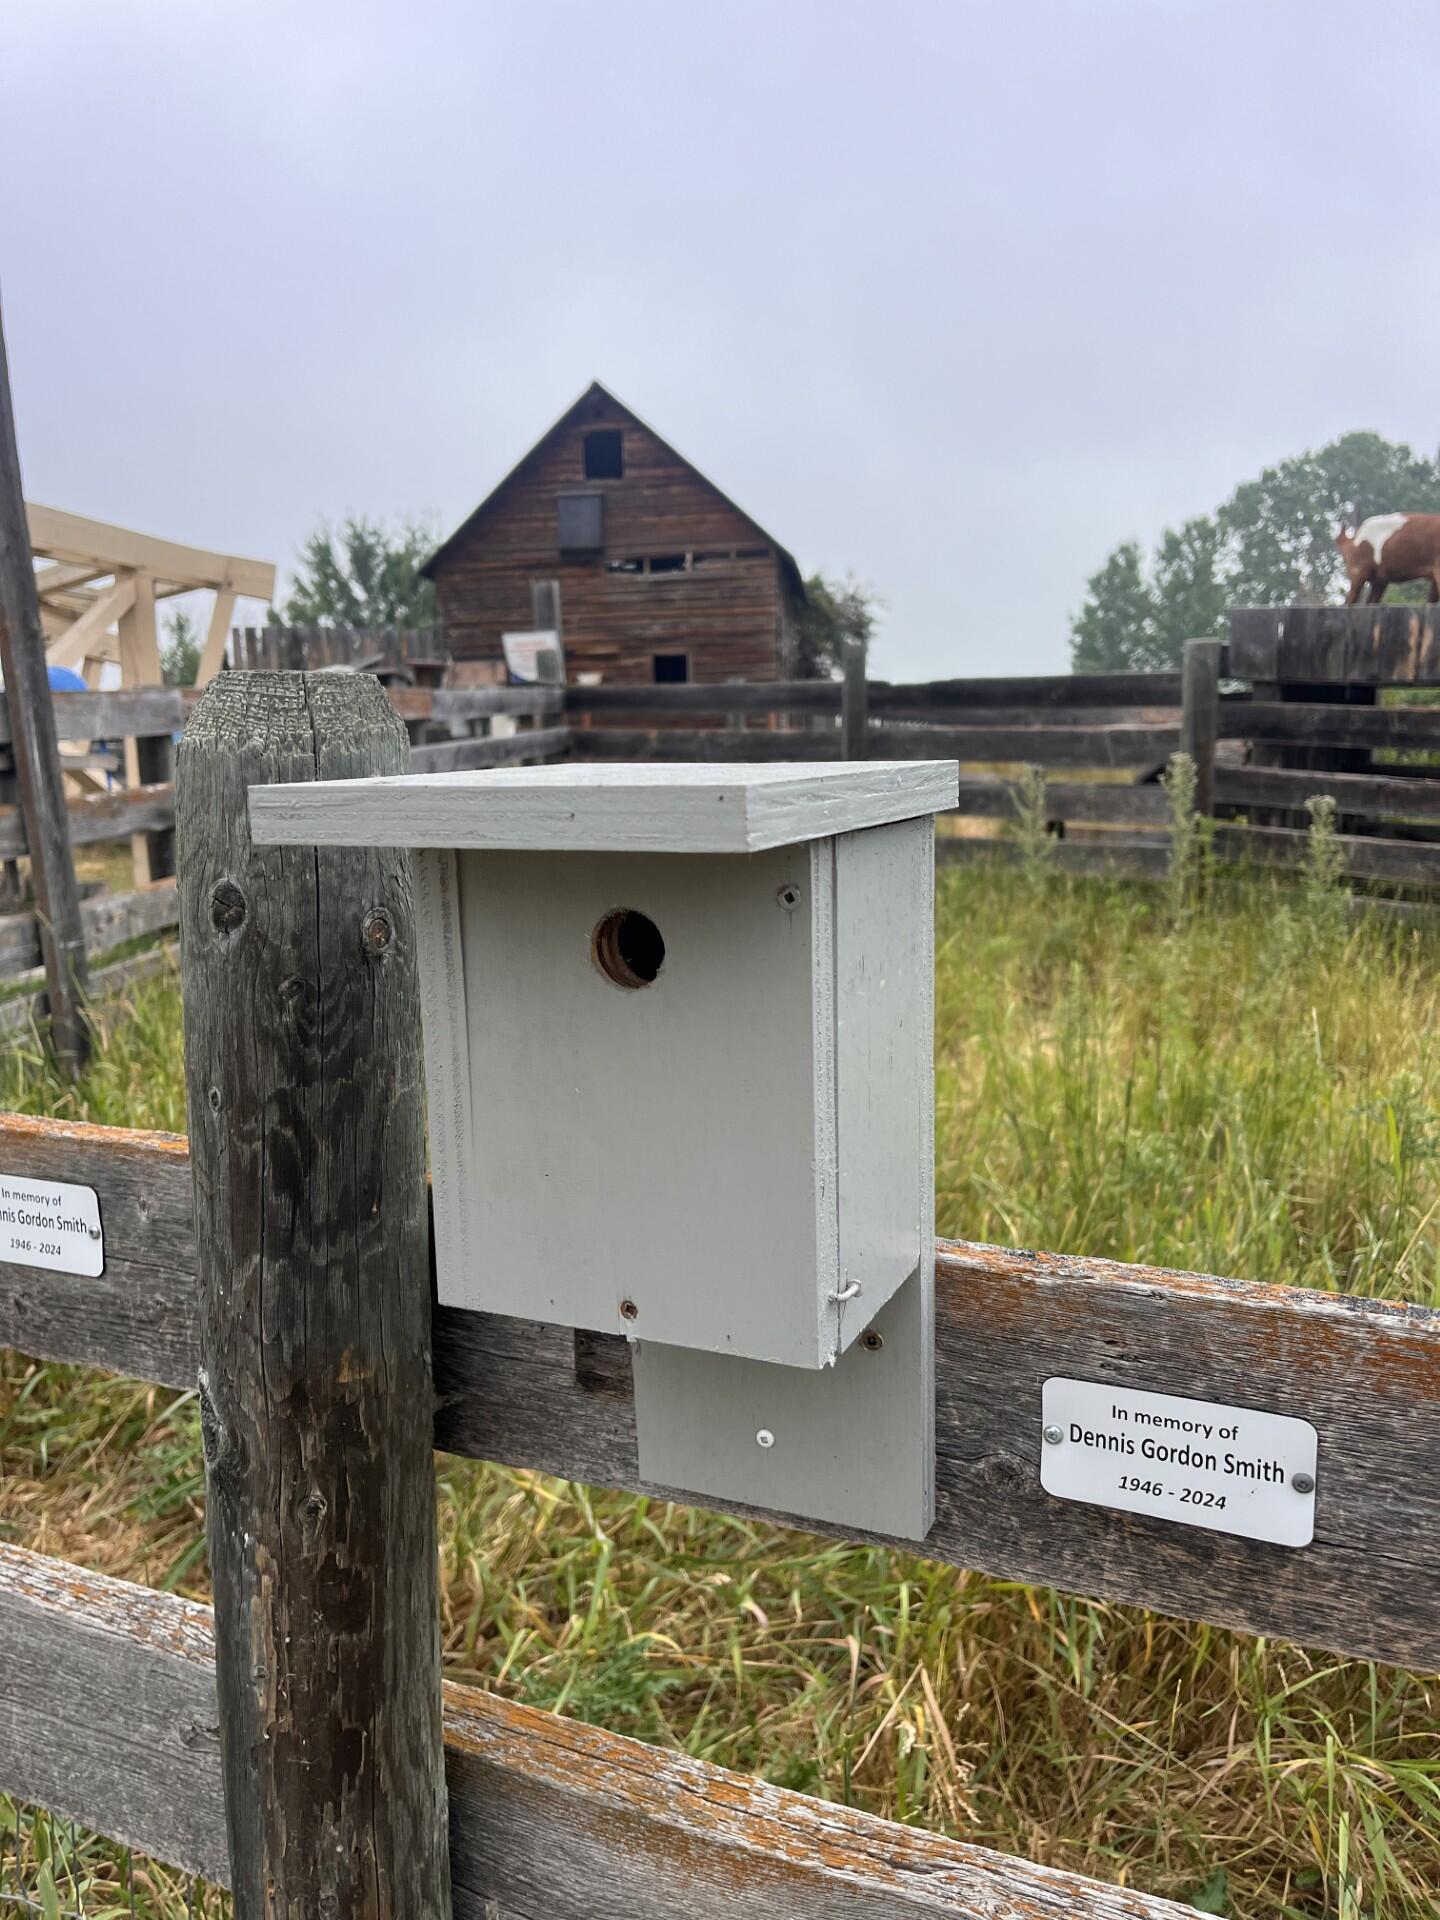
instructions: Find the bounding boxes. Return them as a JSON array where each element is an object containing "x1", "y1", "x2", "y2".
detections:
[{"x1": 176, "y1": 671, "x2": 450, "y2": 1920}]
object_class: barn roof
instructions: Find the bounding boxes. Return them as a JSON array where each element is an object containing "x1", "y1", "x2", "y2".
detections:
[{"x1": 420, "y1": 380, "x2": 805, "y2": 600}]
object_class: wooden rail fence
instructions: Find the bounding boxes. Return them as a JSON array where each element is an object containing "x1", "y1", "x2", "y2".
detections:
[
  {"x1": 3, "y1": 666, "x2": 1440, "y2": 1916},
  {"x1": 0, "y1": 684, "x2": 566, "y2": 1011},
  {"x1": 8, "y1": 606, "x2": 1440, "y2": 1043}
]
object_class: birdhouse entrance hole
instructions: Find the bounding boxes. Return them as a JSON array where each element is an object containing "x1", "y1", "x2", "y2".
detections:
[{"x1": 591, "y1": 907, "x2": 665, "y2": 989}]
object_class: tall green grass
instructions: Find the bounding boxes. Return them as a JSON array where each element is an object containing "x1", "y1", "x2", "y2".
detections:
[{"x1": 3, "y1": 867, "x2": 1439, "y2": 1918}]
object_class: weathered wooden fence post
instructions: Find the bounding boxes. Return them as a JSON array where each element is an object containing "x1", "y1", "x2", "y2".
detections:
[
  {"x1": 841, "y1": 641, "x2": 869, "y2": 758},
  {"x1": 0, "y1": 286, "x2": 90, "y2": 1072},
  {"x1": 177, "y1": 673, "x2": 451, "y2": 1919},
  {"x1": 1180, "y1": 637, "x2": 1222, "y2": 817}
]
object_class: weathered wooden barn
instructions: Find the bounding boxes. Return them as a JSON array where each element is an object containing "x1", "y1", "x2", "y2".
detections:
[{"x1": 421, "y1": 382, "x2": 807, "y2": 686}]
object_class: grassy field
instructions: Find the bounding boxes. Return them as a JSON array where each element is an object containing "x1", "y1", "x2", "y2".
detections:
[{"x1": 3, "y1": 853, "x2": 1439, "y2": 1918}]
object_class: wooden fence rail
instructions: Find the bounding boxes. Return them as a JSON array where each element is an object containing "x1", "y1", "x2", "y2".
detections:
[
  {"x1": 3, "y1": 1108, "x2": 1437, "y2": 1674},
  {"x1": 0, "y1": 1542, "x2": 1195, "y2": 1920}
]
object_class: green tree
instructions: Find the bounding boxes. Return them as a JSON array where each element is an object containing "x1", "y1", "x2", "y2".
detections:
[
  {"x1": 160, "y1": 608, "x2": 202, "y2": 687},
  {"x1": 1070, "y1": 542, "x2": 1160, "y2": 672},
  {"x1": 280, "y1": 516, "x2": 437, "y2": 629},
  {"x1": 1070, "y1": 432, "x2": 1440, "y2": 670},
  {"x1": 1150, "y1": 516, "x2": 1227, "y2": 663},
  {"x1": 796, "y1": 571, "x2": 881, "y2": 676}
]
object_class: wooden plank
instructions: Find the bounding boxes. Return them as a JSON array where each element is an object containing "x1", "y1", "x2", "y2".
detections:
[
  {"x1": 195, "y1": 587, "x2": 235, "y2": 686},
  {"x1": 1180, "y1": 640, "x2": 1222, "y2": 815},
  {"x1": 1212, "y1": 822, "x2": 1440, "y2": 886},
  {"x1": 570, "y1": 727, "x2": 1183, "y2": 771},
  {"x1": 570, "y1": 726, "x2": 836, "y2": 762},
  {"x1": 0, "y1": 781, "x2": 175, "y2": 858},
  {"x1": 408, "y1": 724, "x2": 573, "y2": 772},
  {"x1": 870, "y1": 671, "x2": 1183, "y2": 712},
  {"x1": 0, "y1": 686, "x2": 189, "y2": 746},
  {"x1": 26, "y1": 503, "x2": 274, "y2": 601},
  {"x1": 564, "y1": 679, "x2": 842, "y2": 716},
  {"x1": 4, "y1": 1114, "x2": 1438, "y2": 1669},
  {"x1": 951, "y1": 779, "x2": 1172, "y2": 826},
  {"x1": 1214, "y1": 763, "x2": 1440, "y2": 819},
  {"x1": 0, "y1": 879, "x2": 179, "y2": 976},
  {"x1": 1221, "y1": 702, "x2": 1440, "y2": 750},
  {"x1": 0, "y1": 1544, "x2": 1199, "y2": 1919},
  {"x1": 0, "y1": 294, "x2": 90, "y2": 1069},
  {"x1": 175, "y1": 672, "x2": 450, "y2": 1919},
  {"x1": 869, "y1": 723, "x2": 1181, "y2": 768},
  {"x1": 42, "y1": 575, "x2": 137, "y2": 672},
  {"x1": 1228, "y1": 605, "x2": 1440, "y2": 685},
  {"x1": 841, "y1": 639, "x2": 868, "y2": 758},
  {"x1": 250, "y1": 761, "x2": 960, "y2": 857},
  {"x1": 0, "y1": 942, "x2": 176, "y2": 1034},
  {"x1": 388, "y1": 686, "x2": 564, "y2": 722},
  {"x1": 937, "y1": 837, "x2": 1172, "y2": 879}
]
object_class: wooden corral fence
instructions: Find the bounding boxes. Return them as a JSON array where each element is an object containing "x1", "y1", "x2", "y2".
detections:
[
  {"x1": 1, "y1": 672, "x2": 1437, "y2": 1920},
  {"x1": 564, "y1": 610, "x2": 1440, "y2": 896},
  {"x1": 10, "y1": 604, "x2": 1440, "y2": 1042},
  {"x1": 0, "y1": 681, "x2": 566, "y2": 1025}
]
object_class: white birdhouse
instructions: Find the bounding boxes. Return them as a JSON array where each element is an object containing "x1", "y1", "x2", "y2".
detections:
[{"x1": 249, "y1": 759, "x2": 958, "y2": 1535}]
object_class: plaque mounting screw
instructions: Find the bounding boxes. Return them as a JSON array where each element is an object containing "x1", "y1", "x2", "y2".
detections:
[
  {"x1": 619, "y1": 1298, "x2": 639, "y2": 1322},
  {"x1": 755, "y1": 1428, "x2": 775, "y2": 1449},
  {"x1": 1291, "y1": 1470, "x2": 1315, "y2": 1494},
  {"x1": 1043, "y1": 1424, "x2": 1064, "y2": 1446},
  {"x1": 861, "y1": 1329, "x2": 884, "y2": 1353},
  {"x1": 776, "y1": 884, "x2": 801, "y2": 911}
]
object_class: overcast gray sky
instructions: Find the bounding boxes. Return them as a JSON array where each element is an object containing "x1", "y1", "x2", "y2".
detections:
[{"x1": 6, "y1": 0, "x2": 1440, "y2": 677}]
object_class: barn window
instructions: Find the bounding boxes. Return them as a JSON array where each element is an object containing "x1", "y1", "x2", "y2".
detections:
[
  {"x1": 653, "y1": 652, "x2": 689, "y2": 683},
  {"x1": 530, "y1": 580, "x2": 561, "y2": 630},
  {"x1": 557, "y1": 492, "x2": 603, "y2": 552},
  {"x1": 584, "y1": 429, "x2": 623, "y2": 480},
  {"x1": 648, "y1": 554, "x2": 688, "y2": 575}
]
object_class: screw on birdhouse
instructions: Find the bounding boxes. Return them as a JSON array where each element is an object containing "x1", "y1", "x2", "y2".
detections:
[
  {"x1": 1043, "y1": 1423, "x2": 1064, "y2": 1445},
  {"x1": 619, "y1": 1298, "x2": 639, "y2": 1322},
  {"x1": 1291, "y1": 1470, "x2": 1315, "y2": 1494},
  {"x1": 776, "y1": 883, "x2": 801, "y2": 911},
  {"x1": 755, "y1": 1428, "x2": 775, "y2": 1449}
]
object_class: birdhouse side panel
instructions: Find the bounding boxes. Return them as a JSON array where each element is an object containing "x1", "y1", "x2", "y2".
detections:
[{"x1": 831, "y1": 816, "x2": 935, "y2": 1354}]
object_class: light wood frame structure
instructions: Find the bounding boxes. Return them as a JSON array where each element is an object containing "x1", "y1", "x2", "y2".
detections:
[{"x1": 27, "y1": 503, "x2": 273, "y2": 880}]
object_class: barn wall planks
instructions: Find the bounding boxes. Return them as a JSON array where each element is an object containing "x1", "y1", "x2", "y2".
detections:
[
  {"x1": 4, "y1": 1113, "x2": 1439, "y2": 1670},
  {"x1": 0, "y1": 1542, "x2": 1200, "y2": 1919}
]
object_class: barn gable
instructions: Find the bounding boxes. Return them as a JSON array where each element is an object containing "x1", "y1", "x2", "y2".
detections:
[{"x1": 421, "y1": 381, "x2": 803, "y2": 598}]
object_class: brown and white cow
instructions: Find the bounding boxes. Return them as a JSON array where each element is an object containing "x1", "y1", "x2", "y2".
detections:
[{"x1": 1335, "y1": 513, "x2": 1440, "y2": 604}]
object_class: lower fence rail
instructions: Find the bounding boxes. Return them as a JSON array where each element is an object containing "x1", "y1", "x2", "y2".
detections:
[{"x1": 0, "y1": 1542, "x2": 1201, "y2": 1920}]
